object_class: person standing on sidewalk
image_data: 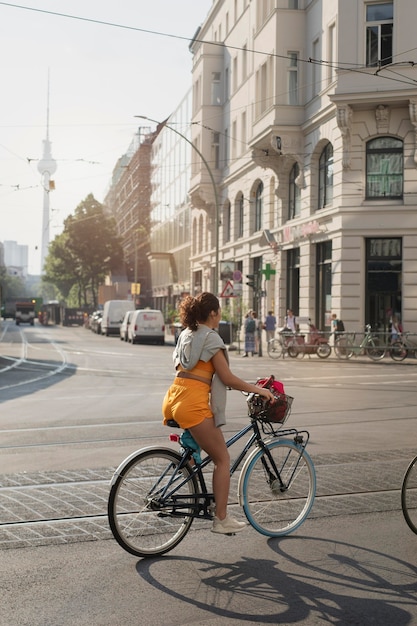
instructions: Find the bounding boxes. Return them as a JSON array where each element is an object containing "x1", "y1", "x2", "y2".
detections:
[{"x1": 264, "y1": 310, "x2": 276, "y2": 343}]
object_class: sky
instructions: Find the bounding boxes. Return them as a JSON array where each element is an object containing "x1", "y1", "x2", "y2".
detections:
[{"x1": 0, "y1": 0, "x2": 213, "y2": 274}]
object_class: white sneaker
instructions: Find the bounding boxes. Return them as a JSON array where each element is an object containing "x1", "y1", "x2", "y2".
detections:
[{"x1": 211, "y1": 515, "x2": 247, "y2": 534}]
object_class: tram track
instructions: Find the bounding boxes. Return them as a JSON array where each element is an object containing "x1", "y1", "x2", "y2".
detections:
[
  {"x1": 0, "y1": 449, "x2": 409, "y2": 549},
  {"x1": 0, "y1": 323, "x2": 69, "y2": 390}
]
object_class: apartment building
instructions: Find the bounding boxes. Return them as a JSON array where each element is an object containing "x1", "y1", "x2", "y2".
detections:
[
  {"x1": 148, "y1": 91, "x2": 194, "y2": 314},
  {"x1": 189, "y1": 0, "x2": 417, "y2": 332},
  {"x1": 104, "y1": 127, "x2": 156, "y2": 306}
]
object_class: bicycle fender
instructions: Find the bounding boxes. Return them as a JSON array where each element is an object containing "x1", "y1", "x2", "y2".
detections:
[
  {"x1": 237, "y1": 438, "x2": 295, "y2": 506},
  {"x1": 109, "y1": 446, "x2": 182, "y2": 487}
]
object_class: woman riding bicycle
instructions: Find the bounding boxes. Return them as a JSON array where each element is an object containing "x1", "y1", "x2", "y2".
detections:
[{"x1": 162, "y1": 292, "x2": 275, "y2": 535}]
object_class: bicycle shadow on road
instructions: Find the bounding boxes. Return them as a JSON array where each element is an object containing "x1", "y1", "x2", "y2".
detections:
[{"x1": 135, "y1": 535, "x2": 416, "y2": 624}]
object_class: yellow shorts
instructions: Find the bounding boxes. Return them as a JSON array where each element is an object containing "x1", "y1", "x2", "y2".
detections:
[{"x1": 162, "y1": 377, "x2": 213, "y2": 429}]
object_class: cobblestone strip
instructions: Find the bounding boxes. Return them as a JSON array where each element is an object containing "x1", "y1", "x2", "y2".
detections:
[{"x1": 0, "y1": 451, "x2": 410, "y2": 550}]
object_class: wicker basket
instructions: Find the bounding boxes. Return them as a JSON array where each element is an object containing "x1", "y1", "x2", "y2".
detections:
[{"x1": 248, "y1": 392, "x2": 293, "y2": 425}]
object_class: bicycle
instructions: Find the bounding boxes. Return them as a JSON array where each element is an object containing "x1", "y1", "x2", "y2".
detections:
[
  {"x1": 108, "y1": 375, "x2": 316, "y2": 558},
  {"x1": 390, "y1": 332, "x2": 417, "y2": 362},
  {"x1": 401, "y1": 454, "x2": 417, "y2": 534},
  {"x1": 267, "y1": 329, "x2": 295, "y2": 359},
  {"x1": 334, "y1": 324, "x2": 386, "y2": 361}
]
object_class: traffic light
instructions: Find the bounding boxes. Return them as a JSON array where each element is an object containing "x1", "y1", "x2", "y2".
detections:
[{"x1": 246, "y1": 274, "x2": 257, "y2": 290}]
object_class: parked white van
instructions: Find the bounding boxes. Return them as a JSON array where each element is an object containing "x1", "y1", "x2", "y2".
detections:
[
  {"x1": 128, "y1": 309, "x2": 165, "y2": 345},
  {"x1": 101, "y1": 300, "x2": 135, "y2": 336}
]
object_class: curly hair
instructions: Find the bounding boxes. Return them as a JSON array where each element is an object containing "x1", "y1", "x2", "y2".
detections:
[{"x1": 179, "y1": 292, "x2": 220, "y2": 331}]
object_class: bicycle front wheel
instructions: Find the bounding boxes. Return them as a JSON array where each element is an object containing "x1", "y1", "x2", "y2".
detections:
[
  {"x1": 240, "y1": 439, "x2": 316, "y2": 537},
  {"x1": 334, "y1": 336, "x2": 353, "y2": 359},
  {"x1": 365, "y1": 336, "x2": 386, "y2": 361},
  {"x1": 267, "y1": 338, "x2": 283, "y2": 359},
  {"x1": 108, "y1": 447, "x2": 197, "y2": 557},
  {"x1": 401, "y1": 456, "x2": 417, "y2": 534}
]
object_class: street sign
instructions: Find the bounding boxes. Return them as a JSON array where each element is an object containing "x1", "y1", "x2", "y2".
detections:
[{"x1": 220, "y1": 280, "x2": 234, "y2": 297}]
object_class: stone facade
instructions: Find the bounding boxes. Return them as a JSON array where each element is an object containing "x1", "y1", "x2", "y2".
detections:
[{"x1": 188, "y1": 0, "x2": 417, "y2": 332}]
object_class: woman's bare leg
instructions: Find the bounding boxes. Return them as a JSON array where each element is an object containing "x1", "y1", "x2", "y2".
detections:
[{"x1": 189, "y1": 418, "x2": 230, "y2": 520}]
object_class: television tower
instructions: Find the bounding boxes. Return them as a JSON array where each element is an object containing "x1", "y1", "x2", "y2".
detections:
[{"x1": 37, "y1": 70, "x2": 57, "y2": 271}]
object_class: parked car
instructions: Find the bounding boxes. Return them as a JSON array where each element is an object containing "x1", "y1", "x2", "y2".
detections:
[
  {"x1": 128, "y1": 309, "x2": 165, "y2": 345},
  {"x1": 120, "y1": 310, "x2": 135, "y2": 341},
  {"x1": 101, "y1": 300, "x2": 135, "y2": 336}
]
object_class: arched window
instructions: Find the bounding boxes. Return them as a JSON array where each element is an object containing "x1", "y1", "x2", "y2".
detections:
[
  {"x1": 366, "y1": 137, "x2": 403, "y2": 199},
  {"x1": 236, "y1": 193, "x2": 244, "y2": 238},
  {"x1": 255, "y1": 181, "x2": 263, "y2": 231},
  {"x1": 318, "y1": 143, "x2": 333, "y2": 209},
  {"x1": 288, "y1": 162, "x2": 301, "y2": 220}
]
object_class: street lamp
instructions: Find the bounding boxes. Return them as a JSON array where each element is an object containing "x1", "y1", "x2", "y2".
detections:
[{"x1": 135, "y1": 115, "x2": 220, "y2": 295}]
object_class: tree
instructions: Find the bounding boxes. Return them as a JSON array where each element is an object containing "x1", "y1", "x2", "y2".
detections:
[{"x1": 43, "y1": 194, "x2": 124, "y2": 308}]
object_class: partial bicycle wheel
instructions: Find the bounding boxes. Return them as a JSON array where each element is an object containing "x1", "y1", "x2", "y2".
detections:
[
  {"x1": 334, "y1": 336, "x2": 354, "y2": 359},
  {"x1": 365, "y1": 336, "x2": 386, "y2": 361},
  {"x1": 240, "y1": 439, "x2": 316, "y2": 537},
  {"x1": 267, "y1": 338, "x2": 283, "y2": 359},
  {"x1": 316, "y1": 343, "x2": 331, "y2": 359},
  {"x1": 390, "y1": 340, "x2": 407, "y2": 362},
  {"x1": 108, "y1": 447, "x2": 198, "y2": 557},
  {"x1": 401, "y1": 456, "x2": 417, "y2": 534}
]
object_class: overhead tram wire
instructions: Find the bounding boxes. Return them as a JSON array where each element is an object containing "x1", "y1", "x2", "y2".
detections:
[{"x1": 1, "y1": 1, "x2": 417, "y2": 90}]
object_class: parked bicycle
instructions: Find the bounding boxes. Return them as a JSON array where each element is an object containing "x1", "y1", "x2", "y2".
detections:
[
  {"x1": 390, "y1": 332, "x2": 417, "y2": 362},
  {"x1": 267, "y1": 328, "x2": 294, "y2": 359},
  {"x1": 108, "y1": 375, "x2": 316, "y2": 557},
  {"x1": 401, "y1": 454, "x2": 417, "y2": 534},
  {"x1": 334, "y1": 324, "x2": 386, "y2": 361}
]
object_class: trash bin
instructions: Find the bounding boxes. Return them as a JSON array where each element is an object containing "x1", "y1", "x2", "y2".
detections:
[{"x1": 218, "y1": 321, "x2": 233, "y2": 344}]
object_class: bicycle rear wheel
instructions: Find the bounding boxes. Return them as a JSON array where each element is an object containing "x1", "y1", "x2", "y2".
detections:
[
  {"x1": 401, "y1": 456, "x2": 417, "y2": 534},
  {"x1": 267, "y1": 338, "x2": 283, "y2": 359},
  {"x1": 240, "y1": 439, "x2": 316, "y2": 537},
  {"x1": 390, "y1": 341, "x2": 407, "y2": 362},
  {"x1": 108, "y1": 447, "x2": 197, "y2": 557},
  {"x1": 365, "y1": 336, "x2": 386, "y2": 361}
]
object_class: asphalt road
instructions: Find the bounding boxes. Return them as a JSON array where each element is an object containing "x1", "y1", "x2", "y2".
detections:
[{"x1": 1, "y1": 320, "x2": 417, "y2": 625}]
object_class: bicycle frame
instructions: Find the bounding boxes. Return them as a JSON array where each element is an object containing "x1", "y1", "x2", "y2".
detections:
[{"x1": 147, "y1": 418, "x2": 310, "y2": 521}]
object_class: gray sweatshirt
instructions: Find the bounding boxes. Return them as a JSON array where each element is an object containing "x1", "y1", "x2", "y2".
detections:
[{"x1": 173, "y1": 324, "x2": 228, "y2": 427}]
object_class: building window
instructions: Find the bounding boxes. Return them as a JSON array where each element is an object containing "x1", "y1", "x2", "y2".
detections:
[
  {"x1": 242, "y1": 44, "x2": 247, "y2": 83},
  {"x1": 223, "y1": 200, "x2": 231, "y2": 243},
  {"x1": 318, "y1": 143, "x2": 333, "y2": 209},
  {"x1": 366, "y1": 137, "x2": 403, "y2": 199},
  {"x1": 366, "y1": 237, "x2": 402, "y2": 331},
  {"x1": 255, "y1": 57, "x2": 274, "y2": 117},
  {"x1": 236, "y1": 193, "x2": 244, "y2": 238},
  {"x1": 211, "y1": 72, "x2": 222, "y2": 105},
  {"x1": 328, "y1": 22, "x2": 336, "y2": 84},
  {"x1": 312, "y1": 38, "x2": 320, "y2": 97},
  {"x1": 232, "y1": 120, "x2": 237, "y2": 159},
  {"x1": 225, "y1": 67, "x2": 229, "y2": 101},
  {"x1": 224, "y1": 128, "x2": 229, "y2": 166},
  {"x1": 316, "y1": 241, "x2": 332, "y2": 330},
  {"x1": 233, "y1": 56, "x2": 238, "y2": 92},
  {"x1": 241, "y1": 111, "x2": 247, "y2": 150},
  {"x1": 288, "y1": 162, "x2": 301, "y2": 220},
  {"x1": 288, "y1": 52, "x2": 299, "y2": 105},
  {"x1": 212, "y1": 132, "x2": 220, "y2": 170},
  {"x1": 366, "y1": 2, "x2": 393, "y2": 67},
  {"x1": 255, "y1": 181, "x2": 263, "y2": 232},
  {"x1": 286, "y1": 248, "x2": 300, "y2": 315}
]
